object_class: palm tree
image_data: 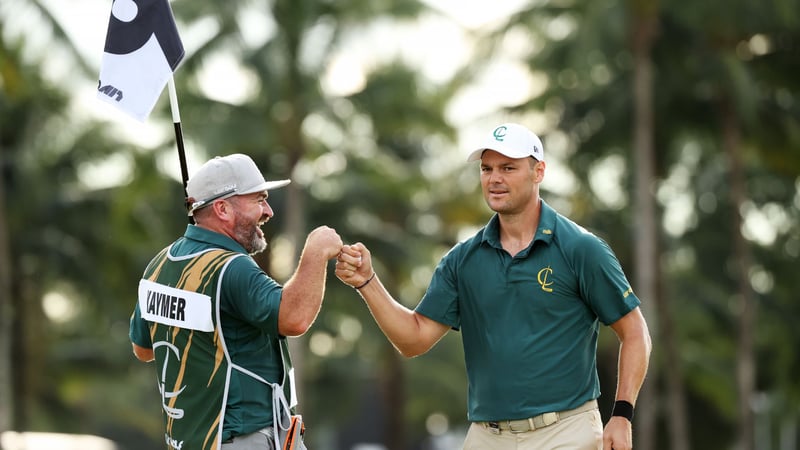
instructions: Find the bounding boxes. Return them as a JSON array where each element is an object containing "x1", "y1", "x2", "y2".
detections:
[
  {"x1": 0, "y1": 27, "x2": 70, "y2": 433},
  {"x1": 627, "y1": 0, "x2": 668, "y2": 446},
  {"x1": 652, "y1": 1, "x2": 800, "y2": 445},
  {"x1": 0, "y1": 105, "x2": 12, "y2": 447},
  {"x1": 0, "y1": 0, "x2": 76, "y2": 435}
]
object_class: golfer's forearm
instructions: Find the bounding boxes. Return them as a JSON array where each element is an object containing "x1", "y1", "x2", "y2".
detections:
[
  {"x1": 356, "y1": 275, "x2": 433, "y2": 357},
  {"x1": 616, "y1": 332, "x2": 652, "y2": 403}
]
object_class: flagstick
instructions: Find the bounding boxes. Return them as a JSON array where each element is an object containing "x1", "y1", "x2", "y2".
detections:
[{"x1": 167, "y1": 76, "x2": 194, "y2": 224}]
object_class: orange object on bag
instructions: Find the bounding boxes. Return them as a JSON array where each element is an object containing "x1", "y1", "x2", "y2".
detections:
[{"x1": 282, "y1": 415, "x2": 305, "y2": 450}]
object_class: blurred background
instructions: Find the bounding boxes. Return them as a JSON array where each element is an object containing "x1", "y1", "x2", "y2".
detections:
[{"x1": 1, "y1": 0, "x2": 799, "y2": 449}]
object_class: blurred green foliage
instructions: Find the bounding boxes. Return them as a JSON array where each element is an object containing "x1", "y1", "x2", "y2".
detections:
[{"x1": 1, "y1": 0, "x2": 798, "y2": 449}]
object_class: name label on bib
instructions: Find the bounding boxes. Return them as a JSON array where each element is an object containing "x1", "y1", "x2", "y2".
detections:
[{"x1": 138, "y1": 279, "x2": 214, "y2": 331}]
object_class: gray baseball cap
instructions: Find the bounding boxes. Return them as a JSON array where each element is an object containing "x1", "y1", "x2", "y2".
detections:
[
  {"x1": 186, "y1": 153, "x2": 290, "y2": 216},
  {"x1": 467, "y1": 123, "x2": 545, "y2": 162}
]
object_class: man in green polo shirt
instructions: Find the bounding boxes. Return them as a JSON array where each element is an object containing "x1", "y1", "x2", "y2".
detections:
[
  {"x1": 335, "y1": 123, "x2": 652, "y2": 450},
  {"x1": 130, "y1": 153, "x2": 342, "y2": 450}
]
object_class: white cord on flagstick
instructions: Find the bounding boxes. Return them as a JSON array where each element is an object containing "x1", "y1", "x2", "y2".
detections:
[{"x1": 168, "y1": 77, "x2": 181, "y2": 123}]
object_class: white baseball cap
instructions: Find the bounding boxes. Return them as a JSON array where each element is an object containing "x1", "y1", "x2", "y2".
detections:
[
  {"x1": 186, "y1": 153, "x2": 290, "y2": 216},
  {"x1": 467, "y1": 123, "x2": 544, "y2": 162}
]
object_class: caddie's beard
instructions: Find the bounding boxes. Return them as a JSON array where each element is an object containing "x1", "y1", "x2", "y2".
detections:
[{"x1": 233, "y1": 214, "x2": 267, "y2": 255}]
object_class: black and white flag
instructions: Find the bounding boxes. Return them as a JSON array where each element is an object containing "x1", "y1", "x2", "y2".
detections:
[{"x1": 97, "y1": 0, "x2": 185, "y2": 121}]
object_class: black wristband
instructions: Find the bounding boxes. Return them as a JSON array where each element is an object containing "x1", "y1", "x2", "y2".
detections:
[
  {"x1": 355, "y1": 272, "x2": 376, "y2": 290},
  {"x1": 612, "y1": 400, "x2": 635, "y2": 422}
]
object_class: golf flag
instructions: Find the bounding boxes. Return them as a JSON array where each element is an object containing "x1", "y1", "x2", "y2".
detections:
[{"x1": 97, "y1": 0, "x2": 185, "y2": 121}]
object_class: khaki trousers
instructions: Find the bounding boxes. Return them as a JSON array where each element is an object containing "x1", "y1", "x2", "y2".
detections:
[
  {"x1": 221, "y1": 427, "x2": 275, "y2": 450},
  {"x1": 463, "y1": 408, "x2": 603, "y2": 450}
]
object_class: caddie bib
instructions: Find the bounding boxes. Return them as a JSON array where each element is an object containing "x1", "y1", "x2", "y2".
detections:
[{"x1": 138, "y1": 247, "x2": 241, "y2": 450}]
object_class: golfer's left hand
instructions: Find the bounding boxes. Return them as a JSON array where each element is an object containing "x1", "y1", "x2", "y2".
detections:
[
  {"x1": 603, "y1": 416, "x2": 632, "y2": 450},
  {"x1": 335, "y1": 243, "x2": 372, "y2": 288}
]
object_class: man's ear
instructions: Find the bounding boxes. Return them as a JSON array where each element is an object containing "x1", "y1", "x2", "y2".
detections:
[
  {"x1": 533, "y1": 159, "x2": 546, "y2": 183},
  {"x1": 211, "y1": 199, "x2": 234, "y2": 221}
]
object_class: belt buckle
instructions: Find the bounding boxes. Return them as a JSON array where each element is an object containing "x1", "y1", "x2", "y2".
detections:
[
  {"x1": 508, "y1": 419, "x2": 530, "y2": 434},
  {"x1": 486, "y1": 422, "x2": 501, "y2": 435},
  {"x1": 542, "y1": 412, "x2": 559, "y2": 427}
]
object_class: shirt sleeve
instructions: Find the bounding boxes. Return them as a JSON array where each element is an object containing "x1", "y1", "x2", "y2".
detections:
[
  {"x1": 415, "y1": 245, "x2": 462, "y2": 330},
  {"x1": 220, "y1": 256, "x2": 283, "y2": 335},
  {"x1": 572, "y1": 233, "x2": 640, "y2": 325},
  {"x1": 129, "y1": 303, "x2": 153, "y2": 348}
]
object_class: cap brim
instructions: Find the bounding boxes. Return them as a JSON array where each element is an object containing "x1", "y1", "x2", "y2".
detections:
[
  {"x1": 264, "y1": 179, "x2": 291, "y2": 190},
  {"x1": 467, "y1": 146, "x2": 533, "y2": 162},
  {"x1": 240, "y1": 179, "x2": 291, "y2": 195},
  {"x1": 467, "y1": 148, "x2": 486, "y2": 161},
  {"x1": 468, "y1": 136, "x2": 530, "y2": 161}
]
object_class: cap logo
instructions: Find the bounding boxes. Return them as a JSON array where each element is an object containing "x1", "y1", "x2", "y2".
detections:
[
  {"x1": 212, "y1": 184, "x2": 237, "y2": 196},
  {"x1": 492, "y1": 126, "x2": 508, "y2": 142}
]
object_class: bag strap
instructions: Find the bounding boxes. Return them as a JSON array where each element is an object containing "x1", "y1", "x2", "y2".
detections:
[
  {"x1": 272, "y1": 337, "x2": 298, "y2": 450},
  {"x1": 278, "y1": 337, "x2": 297, "y2": 411},
  {"x1": 230, "y1": 338, "x2": 298, "y2": 449},
  {"x1": 272, "y1": 383, "x2": 291, "y2": 450}
]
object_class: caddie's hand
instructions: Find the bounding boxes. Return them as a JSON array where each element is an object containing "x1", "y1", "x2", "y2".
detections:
[
  {"x1": 603, "y1": 416, "x2": 632, "y2": 450},
  {"x1": 335, "y1": 243, "x2": 373, "y2": 288},
  {"x1": 306, "y1": 226, "x2": 343, "y2": 260}
]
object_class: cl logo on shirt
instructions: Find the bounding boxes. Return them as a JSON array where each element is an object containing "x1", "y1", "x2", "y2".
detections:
[{"x1": 537, "y1": 266, "x2": 554, "y2": 293}]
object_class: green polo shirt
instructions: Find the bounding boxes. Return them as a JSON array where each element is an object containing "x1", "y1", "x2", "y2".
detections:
[
  {"x1": 416, "y1": 200, "x2": 640, "y2": 422},
  {"x1": 130, "y1": 225, "x2": 284, "y2": 440}
]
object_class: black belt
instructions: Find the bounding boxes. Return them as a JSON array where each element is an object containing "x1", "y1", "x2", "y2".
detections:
[{"x1": 480, "y1": 400, "x2": 598, "y2": 434}]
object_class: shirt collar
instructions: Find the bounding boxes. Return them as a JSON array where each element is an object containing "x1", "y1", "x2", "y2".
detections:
[
  {"x1": 481, "y1": 199, "x2": 557, "y2": 251},
  {"x1": 183, "y1": 224, "x2": 249, "y2": 254}
]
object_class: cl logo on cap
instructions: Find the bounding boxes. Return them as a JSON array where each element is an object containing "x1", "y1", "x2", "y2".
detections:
[{"x1": 493, "y1": 126, "x2": 508, "y2": 142}]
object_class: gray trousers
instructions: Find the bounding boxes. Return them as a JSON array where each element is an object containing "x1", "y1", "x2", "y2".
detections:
[{"x1": 222, "y1": 427, "x2": 276, "y2": 450}]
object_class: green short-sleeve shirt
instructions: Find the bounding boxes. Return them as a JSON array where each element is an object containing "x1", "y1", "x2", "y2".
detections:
[
  {"x1": 130, "y1": 225, "x2": 284, "y2": 439},
  {"x1": 416, "y1": 200, "x2": 640, "y2": 422}
]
